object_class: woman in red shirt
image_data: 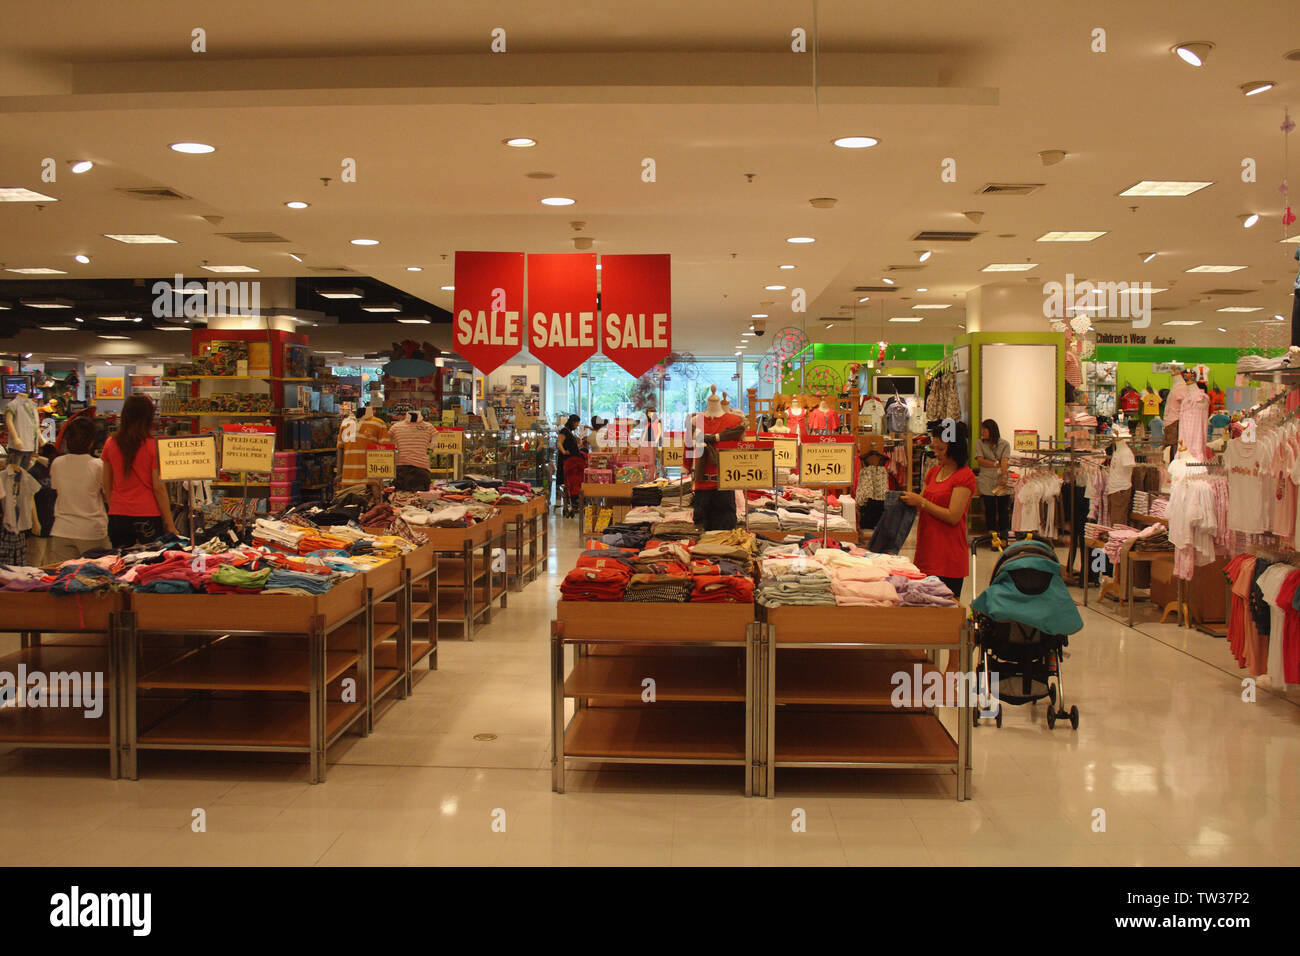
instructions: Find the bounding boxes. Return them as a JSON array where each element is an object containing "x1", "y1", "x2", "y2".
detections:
[
  {"x1": 101, "y1": 394, "x2": 178, "y2": 548},
  {"x1": 901, "y1": 421, "x2": 977, "y2": 601}
]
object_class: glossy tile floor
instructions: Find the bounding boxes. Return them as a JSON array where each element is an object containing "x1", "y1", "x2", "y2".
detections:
[{"x1": 2, "y1": 519, "x2": 1297, "y2": 866}]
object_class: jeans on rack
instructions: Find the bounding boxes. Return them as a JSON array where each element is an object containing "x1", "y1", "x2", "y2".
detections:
[{"x1": 868, "y1": 490, "x2": 916, "y2": 555}]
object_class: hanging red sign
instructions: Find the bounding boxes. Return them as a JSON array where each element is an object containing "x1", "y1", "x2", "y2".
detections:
[
  {"x1": 526, "y1": 253, "x2": 598, "y2": 376},
  {"x1": 453, "y1": 251, "x2": 525, "y2": 374},
  {"x1": 599, "y1": 253, "x2": 671, "y2": 377}
]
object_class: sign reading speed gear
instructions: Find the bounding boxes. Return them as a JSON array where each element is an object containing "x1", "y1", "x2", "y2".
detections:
[
  {"x1": 433, "y1": 428, "x2": 464, "y2": 456},
  {"x1": 221, "y1": 432, "x2": 275, "y2": 473},
  {"x1": 716, "y1": 441, "x2": 775, "y2": 490},
  {"x1": 366, "y1": 449, "x2": 396, "y2": 480},
  {"x1": 758, "y1": 434, "x2": 798, "y2": 470},
  {"x1": 800, "y1": 437, "x2": 855, "y2": 486}
]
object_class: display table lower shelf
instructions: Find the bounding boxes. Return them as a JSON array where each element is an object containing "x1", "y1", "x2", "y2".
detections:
[
  {"x1": 564, "y1": 706, "x2": 745, "y2": 762},
  {"x1": 773, "y1": 710, "x2": 957, "y2": 766},
  {"x1": 137, "y1": 697, "x2": 363, "y2": 749},
  {"x1": 566, "y1": 652, "x2": 745, "y2": 702}
]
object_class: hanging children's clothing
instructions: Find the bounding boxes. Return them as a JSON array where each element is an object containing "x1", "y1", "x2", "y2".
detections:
[
  {"x1": 854, "y1": 463, "x2": 889, "y2": 529},
  {"x1": 1179, "y1": 387, "x2": 1211, "y2": 460},
  {"x1": 0, "y1": 465, "x2": 41, "y2": 565}
]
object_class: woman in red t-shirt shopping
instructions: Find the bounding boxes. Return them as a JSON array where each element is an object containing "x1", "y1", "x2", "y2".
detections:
[
  {"x1": 901, "y1": 421, "x2": 977, "y2": 601},
  {"x1": 101, "y1": 395, "x2": 178, "y2": 548}
]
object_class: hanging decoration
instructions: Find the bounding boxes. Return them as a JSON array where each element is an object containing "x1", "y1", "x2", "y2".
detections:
[
  {"x1": 770, "y1": 327, "x2": 809, "y2": 361},
  {"x1": 804, "y1": 364, "x2": 842, "y2": 390},
  {"x1": 1282, "y1": 109, "x2": 1295, "y2": 228}
]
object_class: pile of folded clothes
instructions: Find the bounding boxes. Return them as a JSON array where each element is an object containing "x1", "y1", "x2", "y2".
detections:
[
  {"x1": 651, "y1": 509, "x2": 698, "y2": 540},
  {"x1": 560, "y1": 565, "x2": 630, "y2": 600},
  {"x1": 599, "y1": 523, "x2": 655, "y2": 550},
  {"x1": 887, "y1": 575, "x2": 958, "y2": 607},
  {"x1": 692, "y1": 528, "x2": 757, "y2": 573},
  {"x1": 631, "y1": 483, "x2": 663, "y2": 506},
  {"x1": 690, "y1": 575, "x2": 754, "y2": 602},
  {"x1": 632, "y1": 541, "x2": 691, "y2": 573},
  {"x1": 624, "y1": 573, "x2": 691, "y2": 602},
  {"x1": 756, "y1": 567, "x2": 836, "y2": 606},
  {"x1": 621, "y1": 506, "x2": 664, "y2": 526}
]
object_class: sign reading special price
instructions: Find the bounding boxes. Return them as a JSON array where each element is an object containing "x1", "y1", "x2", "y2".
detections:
[
  {"x1": 716, "y1": 441, "x2": 775, "y2": 490},
  {"x1": 799, "y1": 437, "x2": 855, "y2": 487},
  {"x1": 433, "y1": 428, "x2": 464, "y2": 456},
  {"x1": 221, "y1": 431, "x2": 275, "y2": 473},
  {"x1": 158, "y1": 435, "x2": 218, "y2": 481}
]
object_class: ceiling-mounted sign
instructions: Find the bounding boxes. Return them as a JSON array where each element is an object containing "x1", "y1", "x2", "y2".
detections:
[
  {"x1": 599, "y1": 253, "x2": 672, "y2": 377},
  {"x1": 453, "y1": 251, "x2": 525, "y2": 374},
  {"x1": 527, "y1": 253, "x2": 598, "y2": 376}
]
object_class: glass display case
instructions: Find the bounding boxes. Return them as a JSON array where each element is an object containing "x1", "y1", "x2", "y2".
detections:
[{"x1": 459, "y1": 425, "x2": 553, "y2": 490}]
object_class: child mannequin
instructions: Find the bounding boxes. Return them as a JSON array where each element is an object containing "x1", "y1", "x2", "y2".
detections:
[{"x1": 0, "y1": 454, "x2": 42, "y2": 565}]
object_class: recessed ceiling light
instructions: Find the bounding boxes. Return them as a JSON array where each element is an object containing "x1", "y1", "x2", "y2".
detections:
[
  {"x1": 912, "y1": 304, "x2": 952, "y2": 310},
  {"x1": 889, "y1": 317, "x2": 924, "y2": 323},
  {"x1": 350, "y1": 238, "x2": 379, "y2": 246},
  {"x1": 540, "y1": 197, "x2": 575, "y2": 206},
  {"x1": 764, "y1": 285, "x2": 786, "y2": 291},
  {"x1": 596, "y1": 264, "x2": 603, "y2": 270},
  {"x1": 38, "y1": 326, "x2": 74, "y2": 332},
  {"x1": 916, "y1": 288, "x2": 928, "y2": 293},
  {"x1": 881, "y1": 277, "x2": 895, "y2": 285},
  {"x1": 406, "y1": 266, "x2": 422, "y2": 272},
  {"x1": 288, "y1": 253, "x2": 304, "y2": 262},
  {"x1": 315, "y1": 287, "x2": 364, "y2": 299},
  {"x1": 832, "y1": 136, "x2": 879, "y2": 149},
  {"x1": 284, "y1": 201, "x2": 309, "y2": 209},
  {"x1": 201, "y1": 265, "x2": 259, "y2": 273},
  {"x1": 70, "y1": 161, "x2": 94, "y2": 174},
  {"x1": 751, "y1": 313, "x2": 768, "y2": 318},
  {"x1": 0, "y1": 302, "x2": 9, "y2": 310},
  {"x1": 1241, "y1": 80, "x2": 1276, "y2": 96},
  {"x1": 97, "y1": 334, "x2": 130, "y2": 339},
  {"x1": 786, "y1": 237, "x2": 815, "y2": 244},
  {"x1": 0, "y1": 187, "x2": 59, "y2": 202},
  {"x1": 1162, "y1": 320, "x2": 1202, "y2": 326},
  {"x1": 1217, "y1": 327, "x2": 1227, "y2": 333},
  {"x1": 779, "y1": 264, "x2": 796, "y2": 270},
  {"x1": 73, "y1": 254, "x2": 90, "y2": 264},
  {"x1": 918, "y1": 250, "x2": 932, "y2": 262},
  {"x1": 741, "y1": 332, "x2": 755, "y2": 337},
  {"x1": 858, "y1": 297, "x2": 870, "y2": 303},
  {"x1": 1242, "y1": 213, "x2": 1260, "y2": 228},
  {"x1": 315, "y1": 350, "x2": 343, "y2": 355},
  {"x1": 103, "y1": 234, "x2": 177, "y2": 244},
  {"x1": 1217, "y1": 306, "x2": 1262, "y2": 313},
  {"x1": 1142, "y1": 252, "x2": 1157, "y2": 263},
  {"x1": 440, "y1": 285, "x2": 456, "y2": 291},
  {"x1": 6, "y1": 267, "x2": 66, "y2": 275},
  {"x1": 21, "y1": 298, "x2": 73, "y2": 308},
  {"x1": 98, "y1": 315, "x2": 134, "y2": 322},
  {"x1": 1186, "y1": 265, "x2": 1247, "y2": 273},
  {"x1": 982, "y1": 263, "x2": 1038, "y2": 272},
  {"x1": 361, "y1": 303, "x2": 402, "y2": 313},
  {"x1": 1275, "y1": 314, "x2": 1287, "y2": 321},
  {"x1": 169, "y1": 142, "x2": 215, "y2": 154},
  {"x1": 396, "y1": 317, "x2": 431, "y2": 325},
  {"x1": 1172, "y1": 42, "x2": 1214, "y2": 67},
  {"x1": 1119, "y1": 181, "x2": 1213, "y2": 197},
  {"x1": 503, "y1": 137, "x2": 537, "y2": 148},
  {"x1": 1037, "y1": 231, "x2": 1108, "y2": 242}
]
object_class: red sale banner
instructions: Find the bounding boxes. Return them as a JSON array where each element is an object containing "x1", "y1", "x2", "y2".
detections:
[
  {"x1": 526, "y1": 253, "x2": 598, "y2": 376},
  {"x1": 599, "y1": 253, "x2": 671, "y2": 377},
  {"x1": 453, "y1": 251, "x2": 525, "y2": 374}
]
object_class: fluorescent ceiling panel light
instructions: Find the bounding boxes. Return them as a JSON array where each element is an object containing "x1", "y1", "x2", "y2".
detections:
[
  {"x1": 832, "y1": 136, "x2": 879, "y2": 149},
  {"x1": 916, "y1": 287, "x2": 928, "y2": 292},
  {"x1": 440, "y1": 285, "x2": 455, "y2": 291},
  {"x1": 315, "y1": 287, "x2": 364, "y2": 299},
  {"x1": 38, "y1": 326, "x2": 75, "y2": 331},
  {"x1": 779, "y1": 264, "x2": 796, "y2": 270},
  {"x1": 97, "y1": 334, "x2": 130, "y2": 339},
  {"x1": 21, "y1": 298, "x2": 73, "y2": 308},
  {"x1": 6, "y1": 267, "x2": 66, "y2": 274},
  {"x1": 200, "y1": 265, "x2": 259, "y2": 273},
  {"x1": 741, "y1": 332, "x2": 755, "y2": 337},
  {"x1": 361, "y1": 303, "x2": 402, "y2": 313},
  {"x1": 881, "y1": 277, "x2": 895, "y2": 285},
  {"x1": 540, "y1": 197, "x2": 575, "y2": 206},
  {"x1": 1161, "y1": 320, "x2": 1202, "y2": 326},
  {"x1": 912, "y1": 304, "x2": 952, "y2": 309},
  {"x1": 786, "y1": 237, "x2": 815, "y2": 244},
  {"x1": 858, "y1": 297, "x2": 870, "y2": 303},
  {"x1": 982, "y1": 263, "x2": 1038, "y2": 272},
  {"x1": 750, "y1": 313, "x2": 768, "y2": 318},
  {"x1": 0, "y1": 187, "x2": 59, "y2": 202},
  {"x1": 155, "y1": 326, "x2": 188, "y2": 331},
  {"x1": 169, "y1": 142, "x2": 215, "y2": 154},
  {"x1": 889, "y1": 317, "x2": 924, "y2": 323},
  {"x1": 98, "y1": 316, "x2": 134, "y2": 322},
  {"x1": 1217, "y1": 307, "x2": 1262, "y2": 313},
  {"x1": 1185, "y1": 265, "x2": 1247, "y2": 273},
  {"x1": 764, "y1": 285, "x2": 786, "y2": 291},
  {"x1": 1119, "y1": 181, "x2": 1212, "y2": 197},
  {"x1": 396, "y1": 318, "x2": 431, "y2": 325},
  {"x1": 1036, "y1": 231, "x2": 1108, "y2": 242},
  {"x1": 103, "y1": 234, "x2": 176, "y2": 244},
  {"x1": 406, "y1": 266, "x2": 422, "y2": 272}
]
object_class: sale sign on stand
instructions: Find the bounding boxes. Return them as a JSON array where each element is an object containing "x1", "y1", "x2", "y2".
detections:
[
  {"x1": 453, "y1": 251, "x2": 525, "y2": 374},
  {"x1": 716, "y1": 441, "x2": 775, "y2": 491},
  {"x1": 526, "y1": 253, "x2": 598, "y2": 376},
  {"x1": 598, "y1": 253, "x2": 671, "y2": 376},
  {"x1": 799, "y1": 435, "x2": 857, "y2": 487},
  {"x1": 758, "y1": 433, "x2": 799, "y2": 472}
]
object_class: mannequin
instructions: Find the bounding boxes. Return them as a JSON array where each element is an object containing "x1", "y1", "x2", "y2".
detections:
[
  {"x1": 0, "y1": 455, "x2": 41, "y2": 565},
  {"x1": 692, "y1": 385, "x2": 746, "y2": 531},
  {"x1": 1178, "y1": 381, "x2": 1210, "y2": 461},
  {"x1": 339, "y1": 403, "x2": 358, "y2": 444},
  {"x1": 1162, "y1": 373, "x2": 1189, "y2": 450},
  {"x1": 770, "y1": 415, "x2": 791, "y2": 434},
  {"x1": 5, "y1": 392, "x2": 39, "y2": 467},
  {"x1": 1106, "y1": 428, "x2": 1136, "y2": 526},
  {"x1": 389, "y1": 409, "x2": 436, "y2": 491},
  {"x1": 808, "y1": 397, "x2": 841, "y2": 433},
  {"x1": 357, "y1": 404, "x2": 387, "y2": 444}
]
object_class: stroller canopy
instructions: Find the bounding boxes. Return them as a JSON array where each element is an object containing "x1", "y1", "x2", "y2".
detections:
[{"x1": 971, "y1": 540, "x2": 1083, "y2": 636}]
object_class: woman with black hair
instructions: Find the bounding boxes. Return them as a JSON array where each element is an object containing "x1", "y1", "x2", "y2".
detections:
[
  {"x1": 557, "y1": 414, "x2": 583, "y2": 515},
  {"x1": 101, "y1": 394, "x2": 177, "y2": 548},
  {"x1": 901, "y1": 421, "x2": 977, "y2": 601},
  {"x1": 974, "y1": 418, "x2": 1012, "y2": 545}
]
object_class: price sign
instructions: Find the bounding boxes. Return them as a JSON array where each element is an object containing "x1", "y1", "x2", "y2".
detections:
[
  {"x1": 441, "y1": 409, "x2": 456, "y2": 426},
  {"x1": 1013, "y1": 430, "x2": 1039, "y2": 452},
  {"x1": 158, "y1": 435, "x2": 217, "y2": 481},
  {"x1": 434, "y1": 428, "x2": 464, "y2": 456},
  {"x1": 221, "y1": 432, "x2": 275, "y2": 472},
  {"x1": 717, "y1": 441, "x2": 775, "y2": 490},
  {"x1": 660, "y1": 442, "x2": 684, "y2": 469},
  {"x1": 759, "y1": 434, "x2": 798, "y2": 470},
  {"x1": 799, "y1": 437, "x2": 855, "y2": 487},
  {"x1": 366, "y1": 450, "x2": 396, "y2": 480}
]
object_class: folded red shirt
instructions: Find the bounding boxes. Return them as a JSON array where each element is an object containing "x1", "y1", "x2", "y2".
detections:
[{"x1": 690, "y1": 575, "x2": 754, "y2": 603}]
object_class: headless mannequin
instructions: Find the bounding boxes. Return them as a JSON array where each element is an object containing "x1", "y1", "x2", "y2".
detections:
[
  {"x1": 357, "y1": 404, "x2": 386, "y2": 444},
  {"x1": 693, "y1": 386, "x2": 745, "y2": 531},
  {"x1": 5, "y1": 392, "x2": 38, "y2": 467},
  {"x1": 787, "y1": 397, "x2": 806, "y2": 440},
  {"x1": 0, "y1": 457, "x2": 40, "y2": 564},
  {"x1": 808, "y1": 398, "x2": 841, "y2": 433}
]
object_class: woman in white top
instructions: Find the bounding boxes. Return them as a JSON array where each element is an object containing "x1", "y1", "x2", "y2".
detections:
[{"x1": 46, "y1": 417, "x2": 110, "y2": 564}]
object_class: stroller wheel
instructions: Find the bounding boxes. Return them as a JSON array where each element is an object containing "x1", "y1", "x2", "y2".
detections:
[
  {"x1": 1069, "y1": 706, "x2": 1080, "y2": 730},
  {"x1": 1046, "y1": 707, "x2": 1057, "y2": 730},
  {"x1": 995, "y1": 705, "x2": 1003, "y2": 728}
]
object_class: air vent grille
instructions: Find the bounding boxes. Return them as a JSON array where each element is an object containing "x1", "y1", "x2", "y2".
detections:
[
  {"x1": 911, "y1": 231, "x2": 980, "y2": 242},
  {"x1": 116, "y1": 186, "x2": 191, "y2": 201},
  {"x1": 853, "y1": 285, "x2": 899, "y2": 293},
  {"x1": 305, "y1": 265, "x2": 356, "y2": 273},
  {"x1": 979, "y1": 183, "x2": 1044, "y2": 196},
  {"x1": 886, "y1": 265, "x2": 925, "y2": 272},
  {"x1": 216, "y1": 232, "x2": 290, "y2": 243}
]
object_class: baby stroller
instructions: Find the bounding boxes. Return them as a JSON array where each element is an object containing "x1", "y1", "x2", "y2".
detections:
[{"x1": 970, "y1": 539, "x2": 1083, "y2": 730}]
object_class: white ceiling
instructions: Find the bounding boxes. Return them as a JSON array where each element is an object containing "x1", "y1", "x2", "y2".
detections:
[{"x1": 1, "y1": 0, "x2": 1298, "y2": 359}]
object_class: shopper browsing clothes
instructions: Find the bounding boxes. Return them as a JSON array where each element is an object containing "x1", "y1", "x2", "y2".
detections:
[
  {"x1": 557, "y1": 414, "x2": 585, "y2": 516},
  {"x1": 47, "y1": 417, "x2": 110, "y2": 563},
  {"x1": 974, "y1": 418, "x2": 1012, "y2": 547},
  {"x1": 101, "y1": 394, "x2": 178, "y2": 548},
  {"x1": 901, "y1": 421, "x2": 977, "y2": 601}
]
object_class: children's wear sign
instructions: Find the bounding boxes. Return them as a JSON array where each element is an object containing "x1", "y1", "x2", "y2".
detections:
[
  {"x1": 221, "y1": 432, "x2": 275, "y2": 472},
  {"x1": 799, "y1": 436, "x2": 855, "y2": 487},
  {"x1": 527, "y1": 253, "x2": 598, "y2": 376},
  {"x1": 366, "y1": 450, "x2": 396, "y2": 480},
  {"x1": 453, "y1": 251, "x2": 526, "y2": 374},
  {"x1": 158, "y1": 435, "x2": 217, "y2": 480},
  {"x1": 598, "y1": 254, "x2": 672, "y2": 377},
  {"x1": 717, "y1": 441, "x2": 774, "y2": 490}
]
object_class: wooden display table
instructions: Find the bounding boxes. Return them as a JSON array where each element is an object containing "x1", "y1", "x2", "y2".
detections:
[
  {"x1": 0, "y1": 592, "x2": 125, "y2": 778},
  {"x1": 578, "y1": 483, "x2": 635, "y2": 545},
  {"x1": 424, "y1": 519, "x2": 507, "y2": 641},
  {"x1": 551, "y1": 601, "x2": 757, "y2": 795},
  {"x1": 499, "y1": 497, "x2": 548, "y2": 590},
  {"x1": 762, "y1": 604, "x2": 971, "y2": 800}
]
